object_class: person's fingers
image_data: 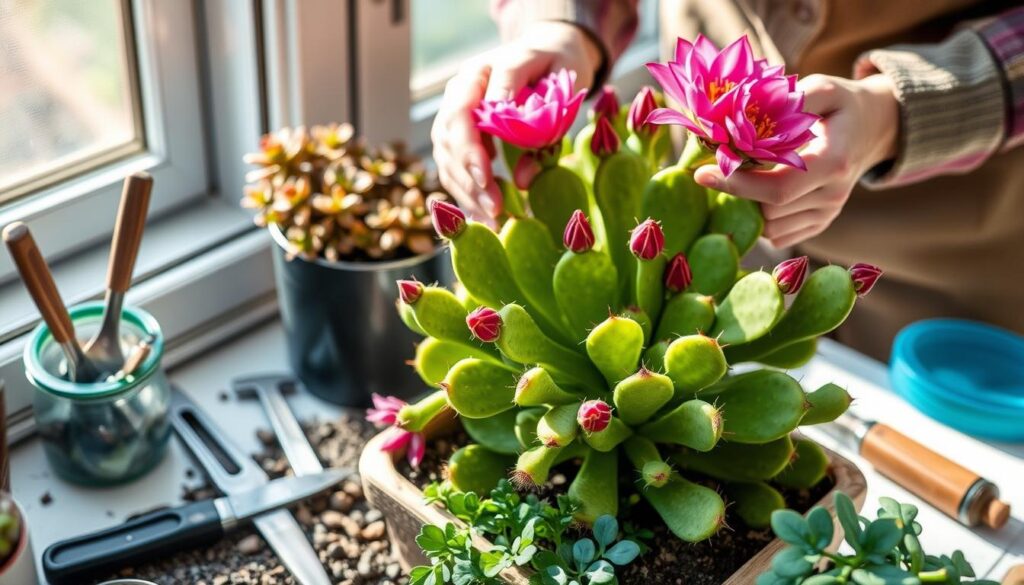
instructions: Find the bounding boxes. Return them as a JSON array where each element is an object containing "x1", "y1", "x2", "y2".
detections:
[
  {"x1": 484, "y1": 48, "x2": 554, "y2": 101},
  {"x1": 768, "y1": 225, "x2": 828, "y2": 249},
  {"x1": 436, "y1": 152, "x2": 483, "y2": 217},
  {"x1": 762, "y1": 209, "x2": 831, "y2": 242},
  {"x1": 694, "y1": 158, "x2": 824, "y2": 206},
  {"x1": 798, "y1": 74, "x2": 846, "y2": 116},
  {"x1": 760, "y1": 187, "x2": 840, "y2": 221}
]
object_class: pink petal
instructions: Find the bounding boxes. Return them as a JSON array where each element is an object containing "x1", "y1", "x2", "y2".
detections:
[
  {"x1": 646, "y1": 108, "x2": 706, "y2": 136},
  {"x1": 716, "y1": 144, "x2": 744, "y2": 177},
  {"x1": 380, "y1": 428, "x2": 413, "y2": 452},
  {"x1": 406, "y1": 433, "x2": 426, "y2": 467},
  {"x1": 366, "y1": 409, "x2": 397, "y2": 425}
]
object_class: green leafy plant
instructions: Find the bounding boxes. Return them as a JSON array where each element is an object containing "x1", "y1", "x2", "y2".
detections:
[
  {"x1": 759, "y1": 493, "x2": 998, "y2": 585},
  {"x1": 0, "y1": 494, "x2": 22, "y2": 565},
  {"x1": 412, "y1": 480, "x2": 641, "y2": 584}
]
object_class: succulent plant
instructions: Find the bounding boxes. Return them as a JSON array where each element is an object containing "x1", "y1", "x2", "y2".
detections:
[
  {"x1": 0, "y1": 494, "x2": 22, "y2": 565},
  {"x1": 242, "y1": 123, "x2": 449, "y2": 262}
]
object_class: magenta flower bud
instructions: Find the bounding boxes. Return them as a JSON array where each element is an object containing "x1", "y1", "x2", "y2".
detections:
[
  {"x1": 630, "y1": 219, "x2": 665, "y2": 260},
  {"x1": 590, "y1": 116, "x2": 621, "y2": 158},
  {"x1": 849, "y1": 263, "x2": 882, "y2": 297},
  {"x1": 664, "y1": 253, "x2": 693, "y2": 293},
  {"x1": 772, "y1": 256, "x2": 809, "y2": 295},
  {"x1": 577, "y1": 400, "x2": 612, "y2": 433},
  {"x1": 628, "y1": 87, "x2": 658, "y2": 136},
  {"x1": 397, "y1": 279, "x2": 424, "y2": 304},
  {"x1": 430, "y1": 199, "x2": 466, "y2": 239},
  {"x1": 592, "y1": 85, "x2": 620, "y2": 120},
  {"x1": 466, "y1": 306, "x2": 502, "y2": 342},
  {"x1": 563, "y1": 209, "x2": 595, "y2": 253},
  {"x1": 513, "y1": 152, "x2": 542, "y2": 190}
]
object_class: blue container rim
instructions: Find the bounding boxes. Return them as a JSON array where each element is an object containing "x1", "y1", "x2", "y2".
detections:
[
  {"x1": 269, "y1": 223, "x2": 448, "y2": 272},
  {"x1": 891, "y1": 318, "x2": 1024, "y2": 411},
  {"x1": 24, "y1": 301, "x2": 164, "y2": 400}
]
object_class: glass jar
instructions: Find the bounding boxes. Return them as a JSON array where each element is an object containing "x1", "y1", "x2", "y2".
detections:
[{"x1": 24, "y1": 302, "x2": 171, "y2": 486}]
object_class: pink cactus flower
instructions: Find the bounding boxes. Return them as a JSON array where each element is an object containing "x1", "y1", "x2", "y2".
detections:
[
  {"x1": 563, "y1": 210, "x2": 596, "y2": 253},
  {"x1": 429, "y1": 199, "x2": 466, "y2": 239},
  {"x1": 467, "y1": 306, "x2": 502, "y2": 342},
  {"x1": 628, "y1": 86, "x2": 659, "y2": 136},
  {"x1": 630, "y1": 219, "x2": 666, "y2": 260},
  {"x1": 474, "y1": 69, "x2": 586, "y2": 151},
  {"x1": 396, "y1": 279, "x2": 424, "y2": 304},
  {"x1": 664, "y1": 253, "x2": 693, "y2": 293},
  {"x1": 773, "y1": 256, "x2": 809, "y2": 295},
  {"x1": 366, "y1": 393, "x2": 425, "y2": 467},
  {"x1": 592, "y1": 85, "x2": 620, "y2": 120},
  {"x1": 645, "y1": 35, "x2": 818, "y2": 176},
  {"x1": 590, "y1": 116, "x2": 621, "y2": 157},
  {"x1": 849, "y1": 263, "x2": 883, "y2": 296},
  {"x1": 578, "y1": 400, "x2": 612, "y2": 433}
]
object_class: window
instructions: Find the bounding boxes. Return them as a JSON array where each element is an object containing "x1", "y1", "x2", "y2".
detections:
[
  {"x1": 410, "y1": 0, "x2": 499, "y2": 100},
  {"x1": 0, "y1": 0, "x2": 143, "y2": 204}
]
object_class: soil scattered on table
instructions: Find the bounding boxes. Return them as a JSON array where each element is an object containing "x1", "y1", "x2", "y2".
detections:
[
  {"x1": 98, "y1": 412, "x2": 408, "y2": 585},
  {"x1": 400, "y1": 433, "x2": 832, "y2": 585}
]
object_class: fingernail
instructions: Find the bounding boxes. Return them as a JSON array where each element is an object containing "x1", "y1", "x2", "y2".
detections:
[
  {"x1": 478, "y1": 192, "x2": 497, "y2": 217},
  {"x1": 695, "y1": 170, "x2": 720, "y2": 190},
  {"x1": 469, "y1": 164, "x2": 488, "y2": 190}
]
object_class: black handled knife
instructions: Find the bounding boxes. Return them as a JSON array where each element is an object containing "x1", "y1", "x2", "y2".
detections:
[{"x1": 41, "y1": 469, "x2": 346, "y2": 585}]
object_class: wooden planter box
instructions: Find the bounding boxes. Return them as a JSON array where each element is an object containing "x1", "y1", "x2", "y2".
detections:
[{"x1": 360, "y1": 423, "x2": 867, "y2": 584}]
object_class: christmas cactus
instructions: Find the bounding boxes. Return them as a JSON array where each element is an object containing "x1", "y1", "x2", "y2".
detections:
[{"x1": 375, "y1": 35, "x2": 882, "y2": 544}]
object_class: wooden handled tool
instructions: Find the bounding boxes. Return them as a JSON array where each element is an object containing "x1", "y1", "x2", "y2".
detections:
[{"x1": 3, "y1": 222, "x2": 100, "y2": 382}]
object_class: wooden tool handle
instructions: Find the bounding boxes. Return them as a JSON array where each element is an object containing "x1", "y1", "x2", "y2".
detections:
[
  {"x1": 3, "y1": 222, "x2": 75, "y2": 343},
  {"x1": 107, "y1": 172, "x2": 153, "y2": 292}
]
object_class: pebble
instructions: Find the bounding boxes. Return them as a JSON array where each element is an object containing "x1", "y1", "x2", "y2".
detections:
[
  {"x1": 237, "y1": 534, "x2": 263, "y2": 555},
  {"x1": 360, "y1": 520, "x2": 386, "y2": 541},
  {"x1": 330, "y1": 491, "x2": 355, "y2": 512}
]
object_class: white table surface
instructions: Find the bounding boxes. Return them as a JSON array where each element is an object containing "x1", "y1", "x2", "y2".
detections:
[{"x1": 10, "y1": 320, "x2": 1024, "y2": 583}]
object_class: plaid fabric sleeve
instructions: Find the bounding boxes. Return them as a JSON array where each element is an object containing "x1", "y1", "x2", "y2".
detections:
[{"x1": 853, "y1": 7, "x2": 1024, "y2": 188}]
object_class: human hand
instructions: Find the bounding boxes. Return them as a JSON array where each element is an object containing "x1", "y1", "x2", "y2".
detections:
[
  {"x1": 431, "y1": 21, "x2": 602, "y2": 224},
  {"x1": 693, "y1": 74, "x2": 899, "y2": 248}
]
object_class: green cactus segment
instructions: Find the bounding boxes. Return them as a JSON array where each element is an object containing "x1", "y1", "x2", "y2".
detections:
[
  {"x1": 707, "y1": 191, "x2": 764, "y2": 256},
  {"x1": 396, "y1": 389, "x2": 449, "y2": 432},
  {"x1": 623, "y1": 436, "x2": 671, "y2": 488},
  {"x1": 514, "y1": 408, "x2": 545, "y2": 449},
  {"x1": 499, "y1": 217, "x2": 570, "y2": 341},
  {"x1": 397, "y1": 301, "x2": 426, "y2": 336},
  {"x1": 710, "y1": 271, "x2": 785, "y2": 345},
  {"x1": 725, "y1": 265, "x2": 857, "y2": 363},
  {"x1": 529, "y1": 166, "x2": 590, "y2": 249},
  {"x1": 613, "y1": 369, "x2": 674, "y2": 425},
  {"x1": 447, "y1": 445, "x2": 515, "y2": 495},
  {"x1": 586, "y1": 316, "x2": 644, "y2": 387},
  {"x1": 594, "y1": 151, "x2": 648, "y2": 296},
  {"x1": 406, "y1": 287, "x2": 473, "y2": 344},
  {"x1": 643, "y1": 339, "x2": 670, "y2": 373},
  {"x1": 495, "y1": 304, "x2": 605, "y2": 390},
  {"x1": 450, "y1": 222, "x2": 526, "y2": 309},
  {"x1": 638, "y1": 399, "x2": 722, "y2": 452},
  {"x1": 757, "y1": 338, "x2": 818, "y2": 369},
  {"x1": 723, "y1": 481, "x2": 785, "y2": 529},
  {"x1": 641, "y1": 166, "x2": 709, "y2": 255},
  {"x1": 618, "y1": 306, "x2": 652, "y2": 344},
  {"x1": 461, "y1": 409, "x2": 522, "y2": 455},
  {"x1": 677, "y1": 436, "x2": 795, "y2": 482},
  {"x1": 643, "y1": 475, "x2": 725, "y2": 542},
  {"x1": 655, "y1": 293, "x2": 716, "y2": 341},
  {"x1": 687, "y1": 234, "x2": 739, "y2": 297},
  {"x1": 581, "y1": 417, "x2": 633, "y2": 452},
  {"x1": 414, "y1": 337, "x2": 497, "y2": 385},
  {"x1": 553, "y1": 250, "x2": 620, "y2": 341},
  {"x1": 496, "y1": 175, "x2": 526, "y2": 218},
  {"x1": 773, "y1": 438, "x2": 829, "y2": 489},
  {"x1": 442, "y1": 359, "x2": 518, "y2": 419},
  {"x1": 700, "y1": 370, "x2": 807, "y2": 444},
  {"x1": 802, "y1": 383, "x2": 853, "y2": 425},
  {"x1": 514, "y1": 444, "x2": 565, "y2": 487},
  {"x1": 536, "y1": 403, "x2": 582, "y2": 448},
  {"x1": 664, "y1": 335, "x2": 728, "y2": 394},
  {"x1": 571, "y1": 123, "x2": 599, "y2": 185},
  {"x1": 634, "y1": 254, "x2": 667, "y2": 324},
  {"x1": 568, "y1": 448, "x2": 619, "y2": 524},
  {"x1": 514, "y1": 367, "x2": 580, "y2": 406}
]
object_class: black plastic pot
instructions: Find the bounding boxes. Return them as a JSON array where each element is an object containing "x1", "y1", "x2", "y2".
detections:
[{"x1": 270, "y1": 226, "x2": 454, "y2": 407}]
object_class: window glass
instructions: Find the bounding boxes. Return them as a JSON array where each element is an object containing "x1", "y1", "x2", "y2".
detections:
[
  {"x1": 410, "y1": 0, "x2": 498, "y2": 95},
  {"x1": 0, "y1": 0, "x2": 142, "y2": 203}
]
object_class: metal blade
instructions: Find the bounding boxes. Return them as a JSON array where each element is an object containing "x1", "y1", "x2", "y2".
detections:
[
  {"x1": 254, "y1": 511, "x2": 333, "y2": 585},
  {"x1": 228, "y1": 470, "x2": 347, "y2": 520}
]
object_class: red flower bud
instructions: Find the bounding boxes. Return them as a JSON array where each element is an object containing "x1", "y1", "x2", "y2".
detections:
[
  {"x1": 628, "y1": 87, "x2": 658, "y2": 136},
  {"x1": 664, "y1": 253, "x2": 693, "y2": 293},
  {"x1": 513, "y1": 152, "x2": 542, "y2": 190},
  {"x1": 466, "y1": 306, "x2": 502, "y2": 342},
  {"x1": 397, "y1": 279, "x2": 424, "y2": 304},
  {"x1": 429, "y1": 199, "x2": 466, "y2": 238},
  {"x1": 590, "y1": 115, "x2": 621, "y2": 157},
  {"x1": 773, "y1": 256, "x2": 809, "y2": 295},
  {"x1": 592, "y1": 85, "x2": 620, "y2": 120},
  {"x1": 577, "y1": 400, "x2": 612, "y2": 433},
  {"x1": 630, "y1": 219, "x2": 665, "y2": 260},
  {"x1": 849, "y1": 263, "x2": 882, "y2": 297},
  {"x1": 563, "y1": 209, "x2": 595, "y2": 253}
]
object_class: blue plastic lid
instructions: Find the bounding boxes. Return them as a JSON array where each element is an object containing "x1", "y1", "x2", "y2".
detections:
[{"x1": 890, "y1": 319, "x2": 1024, "y2": 441}]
